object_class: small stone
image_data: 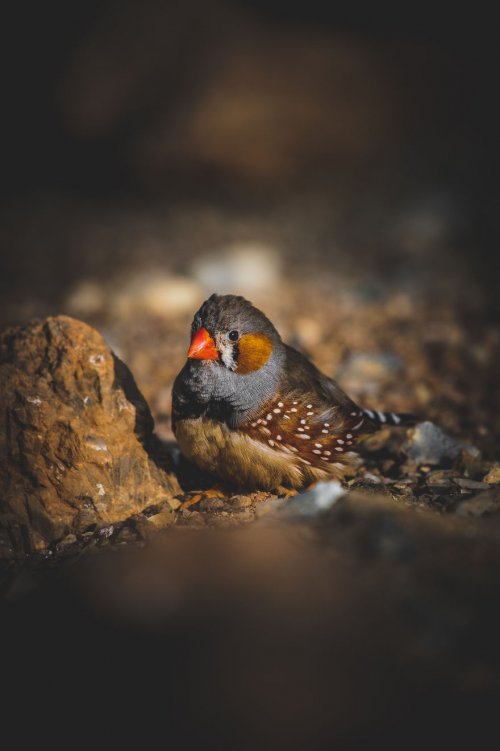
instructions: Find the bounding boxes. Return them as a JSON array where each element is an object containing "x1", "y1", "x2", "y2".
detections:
[
  {"x1": 284, "y1": 481, "x2": 345, "y2": 517},
  {"x1": 198, "y1": 498, "x2": 225, "y2": 511},
  {"x1": 55, "y1": 533, "x2": 78, "y2": 551},
  {"x1": 457, "y1": 445, "x2": 484, "y2": 476},
  {"x1": 484, "y1": 466, "x2": 500, "y2": 485},
  {"x1": 234, "y1": 508, "x2": 255, "y2": 521},
  {"x1": 454, "y1": 478, "x2": 490, "y2": 492},
  {"x1": 98, "y1": 525, "x2": 115, "y2": 538},
  {"x1": 455, "y1": 487, "x2": 500, "y2": 517},
  {"x1": 425, "y1": 469, "x2": 457, "y2": 488},
  {"x1": 192, "y1": 243, "x2": 281, "y2": 293},
  {"x1": 167, "y1": 498, "x2": 182, "y2": 511},
  {"x1": 147, "y1": 508, "x2": 175, "y2": 530},
  {"x1": 180, "y1": 510, "x2": 206, "y2": 527},
  {"x1": 251, "y1": 491, "x2": 273, "y2": 504},
  {"x1": 111, "y1": 273, "x2": 203, "y2": 318},
  {"x1": 254, "y1": 498, "x2": 287, "y2": 518},
  {"x1": 231, "y1": 495, "x2": 253, "y2": 509},
  {"x1": 115, "y1": 525, "x2": 140, "y2": 543},
  {"x1": 65, "y1": 280, "x2": 106, "y2": 316},
  {"x1": 362, "y1": 472, "x2": 383, "y2": 484},
  {"x1": 404, "y1": 421, "x2": 463, "y2": 465}
]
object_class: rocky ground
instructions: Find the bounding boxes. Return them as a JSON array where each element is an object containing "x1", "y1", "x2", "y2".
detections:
[
  {"x1": 1, "y1": 228, "x2": 499, "y2": 562},
  {"x1": 1, "y1": 198, "x2": 499, "y2": 748}
]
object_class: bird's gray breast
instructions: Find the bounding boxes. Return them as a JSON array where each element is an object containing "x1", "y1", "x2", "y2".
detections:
[{"x1": 173, "y1": 357, "x2": 280, "y2": 426}]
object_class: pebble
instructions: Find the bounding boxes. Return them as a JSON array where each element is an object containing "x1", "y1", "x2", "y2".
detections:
[
  {"x1": 55, "y1": 533, "x2": 78, "y2": 551},
  {"x1": 231, "y1": 495, "x2": 254, "y2": 509},
  {"x1": 98, "y1": 525, "x2": 115, "y2": 538},
  {"x1": 484, "y1": 466, "x2": 500, "y2": 485},
  {"x1": 111, "y1": 273, "x2": 203, "y2": 318},
  {"x1": 199, "y1": 498, "x2": 226, "y2": 511},
  {"x1": 167, "y1": 498, "x2": 182, "y2": 511},
  {"x1": 192, "y1": 243, "x2": 281, "y2": 293},
  {"x1": 254, "y1": 498, "x2": 287, "y2": 518},
  {"x1": 65, "y1": 280, "x2": 106, "y2": 316},
  {"x1": 425, "y1": 469, "x2": 457, "y2": 488},
  {"x1": 455, "y1": 487, "x2": 500, "y2": 517},
  {"x1": 454, "y1": 478, "x2": 490, "y2": 492},
  {"x1": 457, "y1": 446, "x2": 484, "y2": 476},
  {"x1": 147, "y1": 508, "x2": 175, "y2": 530},
  {"x1": 404, "y1": 421, "x2": 463, "y2": 465},
  {"x1": 284, "y1": 481, "x2": 345, "y2": 517},
  {"x1": 115, "y1": 526, "x2": 140, "y2": 543},
  {"x1": 181, "y1": 511, "x2": 206, "y2": 527}
]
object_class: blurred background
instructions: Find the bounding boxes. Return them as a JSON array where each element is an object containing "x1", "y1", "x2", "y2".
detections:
[
  {"x1": 1, "y1": 0, "x2": 498, "y2": 315},
  {"x1": 1, "y1": 2, "x2": 500, "y2": 746}
]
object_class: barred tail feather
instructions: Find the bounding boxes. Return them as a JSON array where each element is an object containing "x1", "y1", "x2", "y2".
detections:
[{"x1": 362, "y1": 408, "x2": 417, "y2": 427}]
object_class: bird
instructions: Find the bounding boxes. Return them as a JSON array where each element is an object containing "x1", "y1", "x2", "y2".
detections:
[{"x1": 172, "y1": 294, "x2": 414, "y2": 493}]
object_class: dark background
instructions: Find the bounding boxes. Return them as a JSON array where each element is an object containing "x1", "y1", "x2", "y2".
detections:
[
  {"x1": 1, "y1": 0, "x2": 499, "y2": 319},
  {"x1": 1, "y1": 3, "x2": 500, "y2": 747}
]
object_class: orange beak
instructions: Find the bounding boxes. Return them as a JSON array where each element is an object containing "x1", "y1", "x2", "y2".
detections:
[{"x1": 187, "y1": 327, "x2": 219, "y2": 360}]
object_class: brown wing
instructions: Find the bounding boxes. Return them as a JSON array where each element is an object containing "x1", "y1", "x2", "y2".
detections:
[{"x1": 240, "y1": 345, "x2": 377, "y2": 471}]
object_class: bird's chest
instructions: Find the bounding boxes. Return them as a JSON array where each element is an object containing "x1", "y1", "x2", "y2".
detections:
[
  {"x1": 173, "y1": 394, "x2": 361, "y2": 490},
  {"x1": 174, "y1": 416, "x2": 306, "y2": 490}
]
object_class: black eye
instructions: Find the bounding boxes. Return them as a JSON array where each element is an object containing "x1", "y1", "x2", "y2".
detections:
[{"x1": 228, "y1": 330, "x2": 239, "y2": 342}]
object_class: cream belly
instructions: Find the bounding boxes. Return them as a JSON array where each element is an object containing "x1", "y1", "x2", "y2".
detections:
[{"x1": 174, "y1": 417, "x2": 336, "y2": 491}]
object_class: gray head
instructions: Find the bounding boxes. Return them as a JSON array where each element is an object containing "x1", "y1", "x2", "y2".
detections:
[{"x1": 175, "y1": 294, "x2": 285, "y2": 425}]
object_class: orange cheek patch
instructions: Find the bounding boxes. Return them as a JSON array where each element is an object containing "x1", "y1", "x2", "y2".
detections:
[{"x1": 236, "y1": 333, "x2": 273, "y2": 374}]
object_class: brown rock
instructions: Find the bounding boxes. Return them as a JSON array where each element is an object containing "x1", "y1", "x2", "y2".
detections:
[
  {"x1": 484, "y1": 465, "x2": 500, "y2": 485},
  {"x1": 0, "y1": 316, "x2": 180, "y2": 557},
  {"x1": 147, "y1": 507, "x2": 175, "y2": 530}
]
